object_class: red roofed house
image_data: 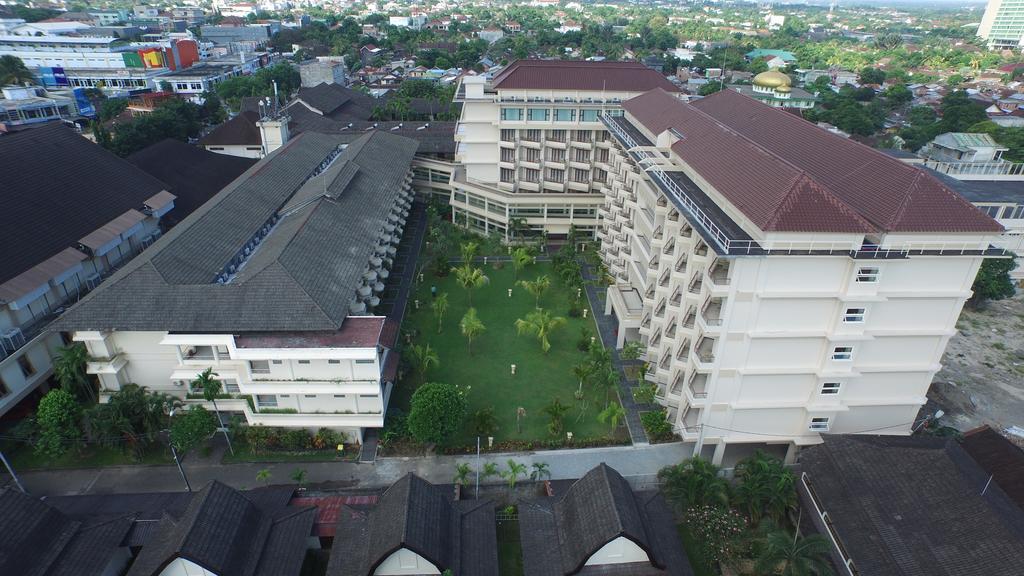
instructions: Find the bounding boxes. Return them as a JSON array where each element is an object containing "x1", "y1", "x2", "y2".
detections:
[{"x1": 594, "y1": 87, "x2": 1003, "y2": 466}]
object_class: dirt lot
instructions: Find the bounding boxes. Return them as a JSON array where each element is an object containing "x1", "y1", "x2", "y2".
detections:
[{"x1": 931, "y1": 294, "x2": 1024, "y2": 434}]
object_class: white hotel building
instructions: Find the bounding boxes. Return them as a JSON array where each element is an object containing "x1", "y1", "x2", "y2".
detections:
[
  {"x1": 595, "y1": 88, "x2": 1004, "y2": 465},
  {"x1": 452, "y1": 60, "x2": 681, "y2": 240},
  {"x1": 58, "y1": 131, "x2": 420, "y2": 443}
]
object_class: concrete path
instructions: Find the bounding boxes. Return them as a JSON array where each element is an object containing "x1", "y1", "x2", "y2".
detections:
[{"x1": 7, "y1": 442, "x2": 690, "y2": 496}]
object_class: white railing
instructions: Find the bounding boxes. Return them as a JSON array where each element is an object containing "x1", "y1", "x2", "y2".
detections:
[{"x1": 923, "y1": 159, "x2": 1024, "y2": 177}]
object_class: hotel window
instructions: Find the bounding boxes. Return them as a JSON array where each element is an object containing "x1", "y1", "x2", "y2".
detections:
[
  {"x1": 500, "y1": 129, "x2": 516, "y2": 142},
  {"x1": 808, "y1": 417, "x2": 831, "y2": 432},
  {"x1": 272, "y1": 360, "x2": 283, "y2": 364},
  {"x1": 572, "y1": 130, "x2": 591, "y2": 142},
  {"x1": 579, "y1": 109, "x2": 600, "y2": 122},
  {"x1": 554, "y1": 108, "x2": 575, "y2": 122},
  {"x1": 820, "y1": 382, "x2": 841, "y2": 395},
  {"x1": 500, "y1": 168, "x2": 515, "y2": 183},
  {"x1": 454, "y1": 191, "x2": 467, "y2": 203},
  {"x1": 523, "y1": 129, "x2": 542, "y2": 142},
  {"x1": 547, "y1": 168, "x2": 564, "y2": 182},
  {"x1": 855, "y1": 267, "x2": 879, "y2": 283},
  {"x1": 355, "y1": 359, "x2": 375, "y2": 364},
  {"x1": 573, "y1": 207, "x2": 597, "y2": 217},
  {"x1": 256, "y1": 395, "x2": 277, "y2": 407},
  {"x1": 573, "y1": 149, "x2": 590, "y2": 163},
  {"x1": 547, "y1": 148, "x2": 565, "y2": 162},
  {"x1": 597, "y1": 149, "x2": 610, "y2": 163},
  {"x1": 548, "y1": 129, "x2": 566, "y2": 142},
  {"x1": 328, "y1": 359, "x2": 341, "y2": 364},
  {"x1": 500, "y1": 107, "x2": 523, "y2": 121},
  {"x1": 605, "y1": 109, "x2": 624, "y2": 117},
  {"x1": 521, "y1": 168, "x2": 540, "y2": 182},
  {"x1": 547, "y1": 207, "x2": 570, "y2": 218},
  {"x1": 594, "y1": 168, "x2": 608, "y2": 183},
  {"x1": 843, "y1": 308, "x2": 865, "y2": 323},
  {"x1": 297, "y1": 360, "x2": 311, "y2": 365},
  {"x1": 527, "y1": 108, "x2": 549, "y2": 121},
  {"x1": 500, "y1": 148, "x2": 515, "y2": 162},
  {"x1": 522, "y1": 148, "x2": 540, "y2": 163},
  {"x1": 249, "y1": 360, "x2": 270, "y2": 374},
  {"x1": 571, "y1": 168, "x2": 589, "y2": 183},
  {"x1": 831, "y1": 346, "x2": 853, "y2": 361},
  {"x1": 595, "y1": 130, "x2": 609, "y2": 142},
  {"x1": 222, "y1": 379, "x2": 240, "y2": 394}
]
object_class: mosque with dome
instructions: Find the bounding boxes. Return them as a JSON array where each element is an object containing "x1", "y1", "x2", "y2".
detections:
[{"x1": 726, "y1": 70, "x2": 818, "y2": 110}]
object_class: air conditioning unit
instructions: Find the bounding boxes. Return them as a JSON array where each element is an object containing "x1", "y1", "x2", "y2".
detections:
[
  {"x1": 84, "y1": 273, "x2": 102, "y2": 291},
  {"x1": 1, "y1": 328, "x2": 26, "y2": 353}
]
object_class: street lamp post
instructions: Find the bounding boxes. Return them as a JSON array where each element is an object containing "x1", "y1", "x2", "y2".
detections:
[{"x1": 167, "y1": 408, "x2": 192, "y2": 492}]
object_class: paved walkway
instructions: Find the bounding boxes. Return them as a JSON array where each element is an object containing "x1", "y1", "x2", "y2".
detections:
[
  {"x1": 581, "y1": 260, "x2": 651, "y2": 444},
  {"x1": 6, "y1": 442, "x2": 690, "y2": 496}
]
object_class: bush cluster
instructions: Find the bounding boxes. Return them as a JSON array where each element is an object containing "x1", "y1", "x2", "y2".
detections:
[{"x1": 244, "y1": 426, "x2": 345, "y2": 455}]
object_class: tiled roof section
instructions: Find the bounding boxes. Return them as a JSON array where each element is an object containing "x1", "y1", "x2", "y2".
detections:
[
  {"x1": 127, "y1": 138, "x2": 258, "y2": 223},
  {"x1": 296, "y1": 82, "x2": 376, "y2": 121},
  {"x1": 623, "y1": 89, "x2": 874, "y2": 234},
  {"x1": 285, "y1": 102, "x2": 457, "y2": 155},
  {"x1": 199, "y1": 110, "x2": 264, "y2": 146},
  {"x1": 800, "y1": 435, "x2": 1024, "y2": 576},
  {"x1": 0, "y1": 123, "x2": 168, "y2": 288},
  {"x1": 327, "y1": 474, "x2": 498, "y2": 576},
  {"x1": 0, "y1": 488, "x2": 132, "y2": 576},
  {"x1": 234, "y1": 316, "x2": 385, "y2": 349},
  {"x1": 689, "y1": 89, "x2": 1002, "y2": 234},
  {"x1": 960, "y1": 425, "x2": 1024, "y2": 511},
  {"x1": 492, "y1": 59, "x2": 681, "y2": 92},
  {"x1": 56, "y1": 131, "x2": 419, "y2": 333}
]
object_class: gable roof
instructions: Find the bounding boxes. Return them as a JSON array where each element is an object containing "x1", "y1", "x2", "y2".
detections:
[
  {"x1": 56, "y1": 130, "x2": 419, "y2": 333},
  {"x1": 198, "y1": 110, "x2": 263, "y2": 146},
  {"x1": 127, "y1": 139, "x2": 258, "y2": 223},
  {"x1": 126, "y1": 481, "x2": 315, "y2": 576},
  {"x1": 518, "y1": 464, "x2": 693, "y2": 576},
  {"x1": 961, "y1": 425, "x2": 1024, "y2": 512},
  {"x1": 328, "y1": 474, "x2": 498, "y2": 576},
  {"x1": 0, "y1": 488, "x2": 132, "y2": 576},
  {"x1": 0, "y1": 123, "x2": 168, "y2": 289},
  {"x1": 492, "y1": 59, "x2": 681, "y2": 92},
  {"x1": 622, "y1": 88, "x2": 1001, "y2": 234},
  {"x1": 295, "y1": 82, "x2": 376, "y2": 121},
  {"x1": 800, "y1": 435, "x2": 1024, "y2": 576}
]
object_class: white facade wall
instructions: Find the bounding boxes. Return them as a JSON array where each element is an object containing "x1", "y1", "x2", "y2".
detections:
[
  {"x1": 583, "y1": 536, "x2": 650, "y2": 566},
  {"x1": 599, "y1": 111, "x2": 992, "y2": 464},
  {"x1": 158, "y1": 558, "x2": 216, "y2": 576},
  {"x1": 374, "y1": 548, "x2": 441, "y2": 575}
]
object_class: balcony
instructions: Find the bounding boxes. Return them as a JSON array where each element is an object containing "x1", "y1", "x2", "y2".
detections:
[
  {"x1": 662, "y1": 237, "x2": 676, "y2": 256},
  {"x1": 650, "y1": 328, "x2": 662, "y2": 347},
  {"x1": 667, "y1": 209, "x2": 680, "y2": 222},
  {"x1": 658, "y1": 270, "x2": 671, "y2": 288},
  {"x1": 707, "y1": 259, "x2": 731, "y2": 288},
  {"x1": 665, "y1": 319, "x2": 677, "y2": 340},
  {"x1": 670, "y1": 371, "x2": 685, "y2": 396},
  {"x1": 669, "y1": 288, "x2": 683, "y2": 308},
  {"x1": 654, "y1": 299, "x2": 667, "y2": 318},
  {"x1": 659, "y1": 351, "x2": 672, "y2": 371},
  {"x1": 675, "y1": 338, "x2": 691, "y2": 360},
  {"x1": 688, "y1": 274, "x2": 703, "y2": 295},
  {"x1": 687, "y1": 372, "x2": 708, "y2": 399},
  {"x1": 694, "y1": 239, "x2": 709, "y2": 258},
  {"x1": 641, "y1": 314, "x2": 651, "y2": 329},
  {"x1": 674, "y1": 256, "x2": 687, "y2": 274},
  {"x1": 700, "y1": 298, "x2": 723, "y2": 327},
  {"x1": 695, "y1": 336, "x2": 716, "y2": 364},
  {"x1": 681, "y1": 407, "x2": 702, "y2": 433},
  {"x1": 682, "y1": 308, "x2": 696, "y2": 329}
]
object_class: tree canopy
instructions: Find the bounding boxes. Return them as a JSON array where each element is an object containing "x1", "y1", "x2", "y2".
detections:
[{"x1": 407, "y1": 382, "x2": 467, "y2": 444}]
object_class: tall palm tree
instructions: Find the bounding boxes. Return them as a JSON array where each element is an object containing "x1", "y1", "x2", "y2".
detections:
[
  {"x1": 193, "y1": 368, "x2": 233, "y2": 455},
  {"x1": 592, "y1": 365, "x2": 619, "y2": 408},
  {"x1": 454, "y1": 462, "x2": 472, "y2": 485},
  {"x1": 530, "y1": 461, "x2": 551, "y2": 481},
  {"x1": 543, "y1": 398, "x2": 570, "y2": 436},
  {"x1": 460, "y1": 308, "x2": 486, "y2": 356},
  {"x1": 754, "y1": 530, "x2": 834, "y2": 576},
  {"x1": 573, "y1": 362, "x2": 593, "y2": 397},
  {"x1": 517, "y1": 275, "x2": 551, "y2": 308},
  {"x1": 508, "y1": 217, "x2": 528, "y2": 241},
  {"x1": 54, "y1": 343, "x2": 96, "y2": 404},
  {"x1": 452, "y1": 264, "x2": 489, "y2": 305},
  {"x1": 511, "y1": 247, "x2": 532, "y2": 279},
  {"x1": 514, "y1": 308, "x2": 566, "y2": 354},
  {"x1": 657, "y1": 456, "x2": 731, "y2": 512},
  {"x1": 409, "y1": 343, "x2": 439, "y2": 381},
  {"x1": 460, "y1": 241, "x2": 479, "y2": 264},
  {"x1": 598, "y1": 403, "x2": 626, "y2": 433},
  {"x1": 734, "y1": 450, "x2": 796, "y2": 526},
  {"x1": 431, "y1": 292, "x2": 449, "y2": 333},
  {"x1": 502, "y1": 459, "x2": 528, "y2": 489}
]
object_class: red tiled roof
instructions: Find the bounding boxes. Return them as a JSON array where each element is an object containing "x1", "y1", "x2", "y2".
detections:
[
  {"x1": 623, "y1": 89, "x2": 1002, "y2": 234},
  {"x1": 234, "y1": 316, "x2": 385, "y2": 349},
  {"x1": 492, "y1": 59, "x2": 681, "y2": 93},
  {"x1": 291, "y1": 494, "x2": 379, "y2": 537}
]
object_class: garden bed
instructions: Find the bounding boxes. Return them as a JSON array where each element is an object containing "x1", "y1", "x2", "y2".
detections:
[{"x1": 6, "y1": 443, "x2": 171, "y2": 470}]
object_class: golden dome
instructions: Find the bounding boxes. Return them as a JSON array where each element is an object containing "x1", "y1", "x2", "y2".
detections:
[
  {"x1": 753, "y1": 70, "x2": 792, "y2": 89},
  {"x1": 776, "y1": 84, "x2": 792, "y2": 93}
]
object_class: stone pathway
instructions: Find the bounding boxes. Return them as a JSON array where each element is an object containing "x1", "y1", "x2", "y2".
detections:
[{"x1": 580, "y1": 260, "x2": 651, "y2": 445}]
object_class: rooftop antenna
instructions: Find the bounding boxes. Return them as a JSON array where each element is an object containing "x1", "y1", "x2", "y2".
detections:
[{"x1": 272, "y1": 80, "x2": 279, "y2": 115}]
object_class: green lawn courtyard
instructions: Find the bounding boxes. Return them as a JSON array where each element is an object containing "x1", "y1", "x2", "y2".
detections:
[{"x1": 394, "y1": 260, "x2": 628, "y2": 447}]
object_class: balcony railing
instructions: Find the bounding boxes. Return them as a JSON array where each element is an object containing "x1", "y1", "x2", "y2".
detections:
[{"x1": 922, "y1": 159, "x2": 1024, "y2": 177}]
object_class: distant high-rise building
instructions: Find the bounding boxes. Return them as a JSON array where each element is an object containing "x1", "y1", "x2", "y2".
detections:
[{"x1": 978, "y1": 0, "x2": 1024, "y2": 50}]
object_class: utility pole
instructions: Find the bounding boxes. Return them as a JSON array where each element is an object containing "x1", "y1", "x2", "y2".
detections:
[
  {"x1": 166, "y1": 408, "x2": 192, "y2": 492},
  {"x1": 0, "y1": 451, "x2": 26, "y2": 493}
]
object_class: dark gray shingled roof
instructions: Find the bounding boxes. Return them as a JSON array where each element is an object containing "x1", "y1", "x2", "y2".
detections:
[
  {"x1": 126, "y1": 481, "x2": 314, "y2": 576},
  {"x1": 56, "y1": 129, "x2": 419, "y2": 333},
  {"x1": 799, "y1": 435, "x2": 1024, "y2": 576},
  {"x1": 327, "y1": 474, "x2": 498, "y2": 576},
  {"x1": 0, "y1": 122, "x2": 169, "y2": 287},
  {"x1": 197, "y1": 110, "x2": 264, "y2": 146},
  {"x1": 518, "y1": 464, "x2": 693, "y2": 576},
  {"x1": 296, "y1": 82, "x2": 376, "y2": 120},
  {"x1": 287, "y1": 101, "x2": 457, "y2": 155},
  {"x1": 0, "y1": 488, "x2": 133, "y2": 576}
]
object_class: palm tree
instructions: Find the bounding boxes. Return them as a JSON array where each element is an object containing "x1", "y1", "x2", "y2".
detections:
[
  {"x1": 734, "y1": 450, "x2": 797, "y2": 526},
  {"x1": 530, "y1": 461, "x2": 551, "y2": 481},
  {"x1": 409, "y1": 343, "x2": 439, "y2": 381},
  {"x1": 431, "y1": 292, "x2": 449, "y2": 333},
  {"x1": 573, "y1": 362, "x2": 593, "y2": 397},
  {"x1": 193, "y1": 368, "x2": 234, "y2": 455},
  {"x1": 291, "y1": 468, "x2": 308, "y2": 488},
  {"x1": 460, "y1": 308, "x2": 486, "y2": 355},
  {"x1": 54, "y1": 343, "x2": 96, "y2": 404},
  {"x1": 514, "y1": 308, "x2": 566, "y2": 354},
  {"x1": 511, "y1": 247, "x2": 532, "y2": 279},
  {"x1": 452, "y1": 264, "x2": 489, "y2": 305},
  {"x1": 598, "y1": 403, "x2": 626, "y2": 433},
  {"x1": 256, "y1": 468, "x2": 272, "y2": 486},
  {"x1": 482, "y1": 461, "x2": 500, "y2": 481},
  {"x1": 588, "y1": 343, "x2": 612, "y2": 373},
  {"x1": 657, "y1": 456, "x2": 730, "y2": 512},
  {"x1": 460, "y1": 241, "x2": 479, "y2": 264},
  {"x1": 592, "y1": 366, "x2": 619, "y2": 408},
  {"x1": 508, "y1": 217, "x2": 528, "y2": 241},
  {"x1": 517, "y1": 275, "x2": 551, "y2": 308},
  {"x1": 454, "y1": 462, "x2": 472, "y2": 485},
  {"x1": 543, "y1": 397, "x2": 570, "y2": 436},
  {"x1": 502, "y1": 459, "x2": 528, "y2": 489},
  {"x1": 754, "y1": 530, "x2": 834, "y2": 576}
]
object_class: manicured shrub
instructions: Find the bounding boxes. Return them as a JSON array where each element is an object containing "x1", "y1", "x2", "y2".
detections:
[
  {"x1": 641, "y1": 409, "x2": 675, "y2": 442},
  {"x1": 281, "y1": 428, "x2": 312, "y2": 451},
  {"x1": 407, "y1": 382, "x2": 468, "y2": 445}
]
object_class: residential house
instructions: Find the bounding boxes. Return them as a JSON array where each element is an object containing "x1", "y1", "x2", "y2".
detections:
[{"x1": 0, "y1": 124, "x2": 173, "y2": 419}]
